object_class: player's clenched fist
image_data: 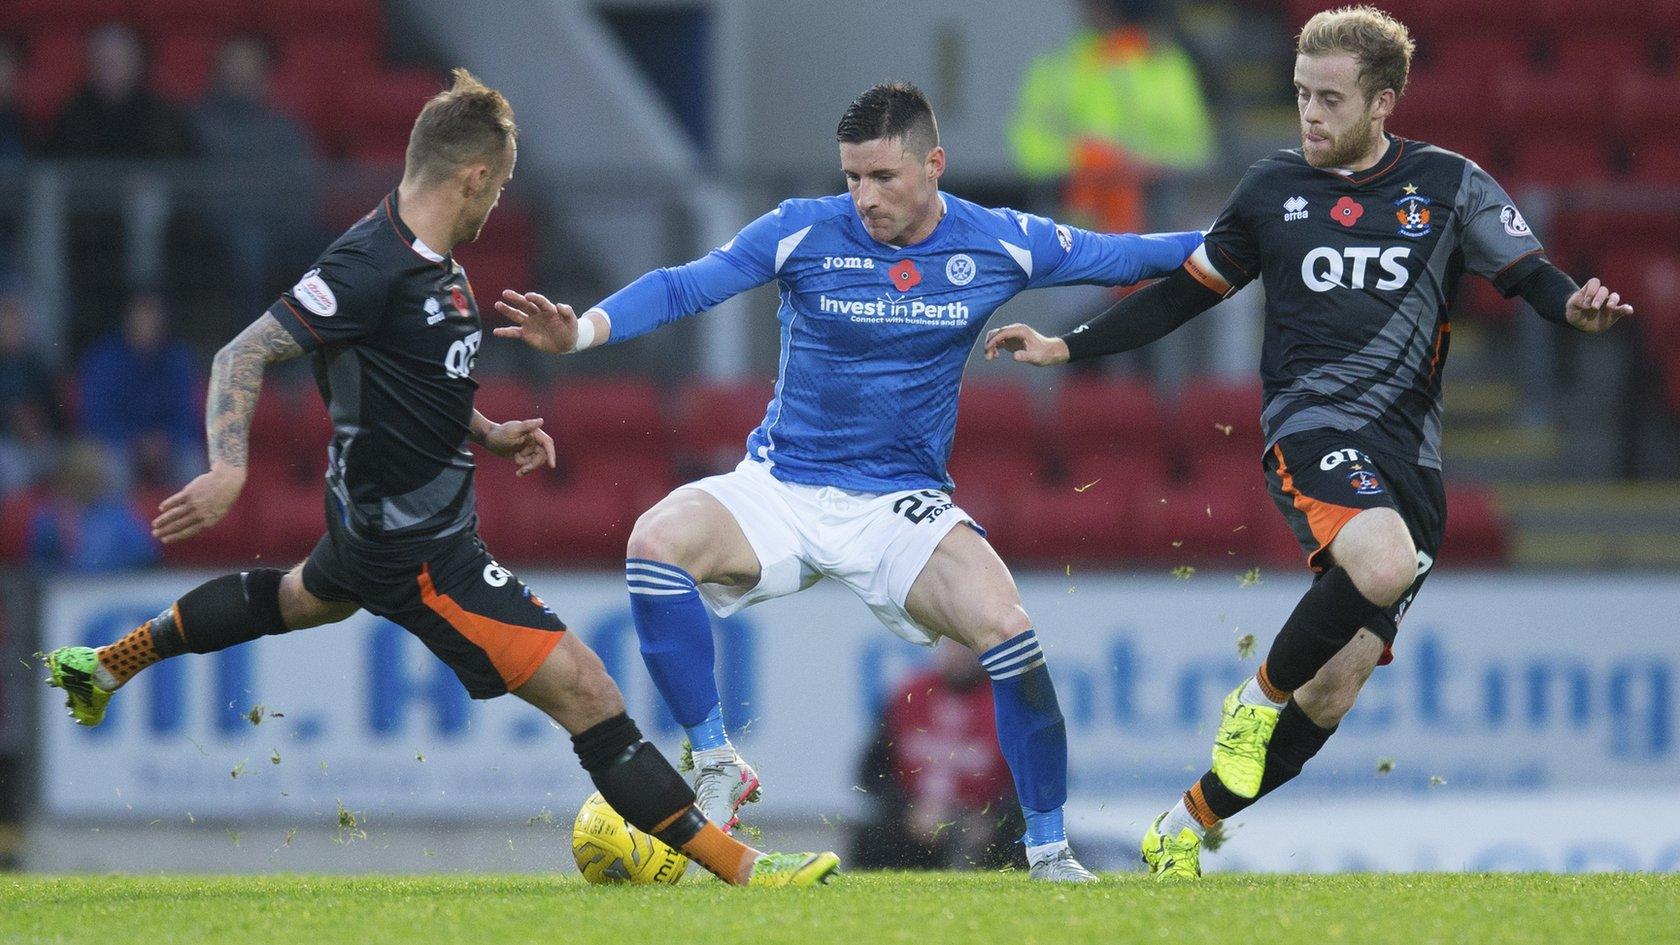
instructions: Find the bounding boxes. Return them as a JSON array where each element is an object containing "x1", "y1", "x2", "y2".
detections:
[
  {"x1": 493, "y1": 290, "x2": 579, "y2": 354},
  {"x1": 152, "y1": 466, "x2": 246, "y2": 543},
  {"x1": 985, "y1": 323, "x2": 1070, "y2": 366}
]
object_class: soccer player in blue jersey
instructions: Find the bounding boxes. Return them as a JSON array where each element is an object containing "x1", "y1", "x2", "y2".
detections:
[{"x1": 495, "y1": 82, "x2": 1201, "y2": 882}]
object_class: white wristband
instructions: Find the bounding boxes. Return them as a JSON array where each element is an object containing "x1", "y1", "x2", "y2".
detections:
[{"x1": 571, "y1": 314, "x2": 597, "y2": 353}]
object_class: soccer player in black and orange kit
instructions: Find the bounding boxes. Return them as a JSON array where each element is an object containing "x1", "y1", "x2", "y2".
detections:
[
  {"x1": 986, "y1": 6, "x2": 1633, "y2": 877},
  {"x1": 42, "y1": 69, "x2": 836, "y2": 886}
]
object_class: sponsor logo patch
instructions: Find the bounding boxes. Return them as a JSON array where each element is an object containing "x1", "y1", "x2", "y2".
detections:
[
  {"x1": 424, "y1": 297, "x2": 445, "y2": 325},
  {"x1": 484, "y1": 561, "x2": 511, "y2": 587},
  {"x1": 1331, "y1": 195, "x2": 1365, "y2": 228},
  {"x1": 945, "y1": 253, "x2": 976, "y2": 286},
  {"x1": 1501, "y1": 205, "x2": 1531, "y2": 237},
  {"x1": 1055, "y1": 224, "x2": 1073, "y2": 252},
  {"x1": 1283, "y1": 196, "x2": 1309, "y2": 221},
  {"x1": 292, "y1": 269, "x2": 337, "y2": 317}
]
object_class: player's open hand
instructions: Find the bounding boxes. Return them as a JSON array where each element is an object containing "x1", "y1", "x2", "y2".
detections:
[
  {"x1": 482, "y1": 417, "x2": 557, "y2": 477},
  {"x1": 984, "y1": 323, "x2": 1069, "y2": 366},
  {"x1": 152, "y1": 466, "x2": 246, "y2": 544},
  {"x1": 1565, "y1": 277, "x2": 1633, "y2": 333},
  {"x1": 493, "y1": 290, "x2": 578, "y2": 354}
]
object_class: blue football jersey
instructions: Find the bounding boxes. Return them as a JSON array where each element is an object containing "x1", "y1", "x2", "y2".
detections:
[{"x1": 595, "y1": 192, "x2": 1200, "y2": 492}]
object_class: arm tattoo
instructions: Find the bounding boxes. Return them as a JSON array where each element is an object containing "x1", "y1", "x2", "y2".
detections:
[{"x1": 206, "y1": 314, "x2": 306, "y2": 470}]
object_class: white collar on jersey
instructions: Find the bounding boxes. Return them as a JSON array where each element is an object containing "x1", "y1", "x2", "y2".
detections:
[{"x1": 411, "y1": 237, "x2": 446, "y2": 263}]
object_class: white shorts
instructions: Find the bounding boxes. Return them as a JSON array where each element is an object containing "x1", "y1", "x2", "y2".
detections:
[{"x1": 687, "y1": 460, "x2": 980, "y2": 645}]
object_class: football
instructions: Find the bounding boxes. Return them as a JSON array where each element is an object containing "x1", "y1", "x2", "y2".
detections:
[{"x1": 571, "y1": 791, "x2": 689, "y2": 885}]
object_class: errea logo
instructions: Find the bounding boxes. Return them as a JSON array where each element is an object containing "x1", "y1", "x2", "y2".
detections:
[{"x1": 1283, "y1": 196, "x2": 1309, "y2": 222}]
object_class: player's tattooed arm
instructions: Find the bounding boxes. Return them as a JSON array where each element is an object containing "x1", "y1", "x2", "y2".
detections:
[
  {"x1": 152, "y1": 314, "x2": 304, "y2": 544},
  {"x1": 206, "y1": 313, "x2": 305, "y2": 470}
]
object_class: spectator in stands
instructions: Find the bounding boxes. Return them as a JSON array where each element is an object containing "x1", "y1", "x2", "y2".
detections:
[
  {"x1": 0, "y1": 38, "x2": 26, "y2": 160},
  {"x1": 850, "y1": 641, "x2": 1025, "y2": 871},
  {"x1": 77, "y1": 293, "x2": 201, "y2": 487},
  {"x1": 47, "y1": 23, "x2": 190, "y2": 158},
  {"x1": 27, "y1": 439, "x2": 159, "y2": 573},
  {"x1": 1011, "y1": 0, "x2": 1213, "y2": 233},
  {"x1": 0, "y1": 292, "x2": 63, "y2": 493},
  {"x1": 191, "y1": 34, "x2": 318, "y2": 321}
]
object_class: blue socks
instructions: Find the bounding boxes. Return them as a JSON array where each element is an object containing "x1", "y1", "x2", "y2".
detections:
[
  {"x1": 626, "y1": 559, "x2": 728, "y2": 749},
  {"x1": 980, "y1": 629, "x2": 1068, "y2": 849}
]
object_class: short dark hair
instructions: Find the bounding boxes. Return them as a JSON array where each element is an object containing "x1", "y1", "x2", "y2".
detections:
[
  {"x1": 835, "y1": 82, "x2": 939, "y2": 156},
  {"x1": 405, "y1": 68, "x2": 518, "y2": 184}
]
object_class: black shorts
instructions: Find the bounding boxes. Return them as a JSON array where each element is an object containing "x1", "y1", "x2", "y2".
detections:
[
  {"x1": 301, "y1": 496, "x2": 565, "y2": 699},
  {"x1": 1263, "y1": 429, "x2": 1445, "y2": 654}
]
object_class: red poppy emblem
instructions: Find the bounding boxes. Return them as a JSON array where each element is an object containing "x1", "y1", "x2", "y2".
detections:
[
  {"x1": 450, "y1": 285, "x2": 470, "y2": 317},
  {"x1": 1332, "y1": 196, "x2": 1365, "y2": 228},
  {"x1": 889, "y1": 259, "x2": 922, "y2": 292}
]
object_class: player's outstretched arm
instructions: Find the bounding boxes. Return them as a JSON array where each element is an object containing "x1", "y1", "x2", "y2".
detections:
[
  {"x1": 493, "y1": 290, "x2": 611, "y2": 354},
  {"x1": 153, "y1": 313, "x2": 305, "y2": 544},
  {"x1": 987, "y1": 262, "x2": 1226, "y2": 367},
  {"x1": 469, "y1": 410, "x2": 556, "y2": 477}
]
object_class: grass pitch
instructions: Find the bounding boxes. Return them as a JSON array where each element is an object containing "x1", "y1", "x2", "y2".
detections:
[{"x1": 3, "y1": 872, "x2": 1673, "y2": 945}]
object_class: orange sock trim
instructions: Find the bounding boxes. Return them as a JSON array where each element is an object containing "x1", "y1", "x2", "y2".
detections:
[
  {"x1": 1184, "y1": 783, "x2": 1219, "y2": 829},
  {"x1": 1256, "y1": 662, "x2": 1290, "y2": 704},
  {"x1": 650, "y1": 807, "x2": 689, "y2": 835},
  {"x1": 680, "y1": 820, "x2": 758, "y2": 885},
  {"x1": 95, "y1": 622, "x2": 163, "y2": 687}
]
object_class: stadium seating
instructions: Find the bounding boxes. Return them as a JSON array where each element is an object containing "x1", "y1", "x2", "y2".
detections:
[{"x1": 674, "y1": 379, "x2": 774, "y2": 476}]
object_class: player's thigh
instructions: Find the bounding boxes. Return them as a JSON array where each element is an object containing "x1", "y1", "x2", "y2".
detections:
[
  {"x1": 382, "y1": 536, "x2": 568, "y2": 701},
  {"x1": 1326, "y1": 506, "x2": 1417, "y2": 603},
  {"x1": 627, "y1": 486, "x2": 761, "y2": 587},
  {"x1": 903, "y1": 522, "x2": 1030, "y2": 652},
  {"x1": 511, "y1": 630, "x2": 626, "y2": 734},
  {"x1": 1266, "y1": 432, "x2": 1412, "y2": 586}
]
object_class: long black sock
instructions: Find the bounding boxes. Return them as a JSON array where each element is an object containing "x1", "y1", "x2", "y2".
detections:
[
  {"x1": 175, "y1": 569, "x2": 291, "y2": 654},
  {"x1": 1196, "y1": 699, "x2": 1337, "y2": 820},
  {"x1": 571, "y1": 713, "x2": 703, "y2": 846},
  {"x1": 1261, "y1": 567, "x2": 1383, "y2": 693}
]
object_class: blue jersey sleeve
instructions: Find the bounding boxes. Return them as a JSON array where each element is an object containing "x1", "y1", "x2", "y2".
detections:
[
  {"x1": 596, "y1": 205, "x2": 783, "y2": 344},
  {"x1": 1019, "y1": 212, "x2": 1203, "y2": 289}
]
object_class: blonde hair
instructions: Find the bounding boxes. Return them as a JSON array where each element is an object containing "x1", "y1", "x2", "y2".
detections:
[
  {"x1": 1297, "y1": 5, "x2": 1415, "y2": 102},
  {"x1": 405, "y1": 68, "x2": 517, "y2": 183}
]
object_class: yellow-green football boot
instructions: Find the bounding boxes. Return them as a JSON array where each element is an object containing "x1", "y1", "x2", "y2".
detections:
[
  {"x1": 747, "y1": 851, "x2": 841, "y2": 887},
  {"x1": 44, "y1": 646, "x2": 113, "y2": 727},
  {"x1": 1210, "y1": 680, "x2": 1280, "y2": 798},
  {"x1": 1140, "y1": 813, "x2": 1202, "y2": 879}
]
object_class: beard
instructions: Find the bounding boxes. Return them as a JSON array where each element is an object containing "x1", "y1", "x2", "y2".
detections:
[{"x1": 1304, "y1": 115, "x2": 1380, "y2": 169}]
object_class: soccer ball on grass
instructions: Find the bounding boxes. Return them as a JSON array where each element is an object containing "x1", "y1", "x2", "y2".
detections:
[{"x1": 572, "y1": 791, "x2": 689, "y2": 885}]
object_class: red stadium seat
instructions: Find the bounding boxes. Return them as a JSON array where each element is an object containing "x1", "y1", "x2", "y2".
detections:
[
  {"x1": 547, "y1": 378, "x2": 670, "y2": 461},
  {"x1": 473, "y1": 376, "x2": 547, "y2": 426},
  {"x1": 1048, "y1": 375, "x2": 1165, "y2": 457},
  {"x1": 1629, "y1": 138, "x2": 1680, "y2": 185},
  {"x1": 334, "y1": 68, "x2": 445, "y2": 160},
  {"x1": 0, "y1": 489, "x2": 48, "y2": 565},
  {"x1": 131, "y1": 0, "x2": 252, "y2": 40},
  {"x1": 251, "y1": 479, "x2": 327, "y2": 563},
  {"x1": 1171, "y1": 378, "x2": 1265, "y2": 473},
  {"x1": 955, "y1": 380, "x2": 1038, "y2": 457},
  {"x1": 150, "y1": 32, "x2": 220, "y2": 105},
  {"x1": 1494, "y1": 67, "x2": 1610, "y2": 139},
  {"x1": 1439, "y1": 483, "x2": 1507, "y2": 564},
  {"x1": 949, "y1": 452, "x2": 1041, "y2": 546},
  {"x1": 1615, "y1": 69, "x2": 1680, "y2": 140},
  {"x1": 16, "y1": 31, "x2": 85, "y2": 127},
  {"x1": 674, "y1": 379, "x2": 774, "y2": 475},
  {"x1": 254, "y1": 0, "x2": 383, "y2": 45},
  {"x1": 11, "y1": 0, "x2": 128, "y2": 33},
  {"x1": 1511, "y1": 140, "x2": 1613, "y2": 187}
]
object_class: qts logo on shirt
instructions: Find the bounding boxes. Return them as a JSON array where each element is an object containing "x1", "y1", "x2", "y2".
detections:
[
  {"x1": 1301, "y1": 246, "x2": 1413, "y2": 292},
  {"x1": 889, "y1": 259, "x2": 922, "y2": 292}
]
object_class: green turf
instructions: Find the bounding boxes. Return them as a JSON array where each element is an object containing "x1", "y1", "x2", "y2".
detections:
[{"x1": 2, "y1": 872, "x2": 1674, "y2": 945}]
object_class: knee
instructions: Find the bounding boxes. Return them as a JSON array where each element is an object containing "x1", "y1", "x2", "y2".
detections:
[
  {"x1": 626, "y1": 504, "x2": 694, "y2": 570},
  {"x1": 967, "y1": 605, "x2": 1033, "y2": 656},
  {"x1": 1341, "y1": 520, "x2": 1417, "y2": 606}
]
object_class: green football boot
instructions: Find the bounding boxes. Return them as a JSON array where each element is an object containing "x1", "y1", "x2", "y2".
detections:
[
  {"x1": 747, "y1": 851, "x2": 841, "y2": 887},
  {"x1": 1140, "y1": 813, "x2": 1202, "y2": 879},
  {"x1": 1210, "y1": 681, "x2": 1280, "y2": 798},
  {"x1": 44, "y1": 646, "x2": 113, "y2": 727}
]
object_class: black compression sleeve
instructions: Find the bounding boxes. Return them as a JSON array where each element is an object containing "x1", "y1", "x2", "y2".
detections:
[
  {"x1": 1061, "y1": 267, "x2": 1225, "y2": 362},
  {"x1": 1510, "y1": 259, "x2": 1579, "y2": 327}
]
